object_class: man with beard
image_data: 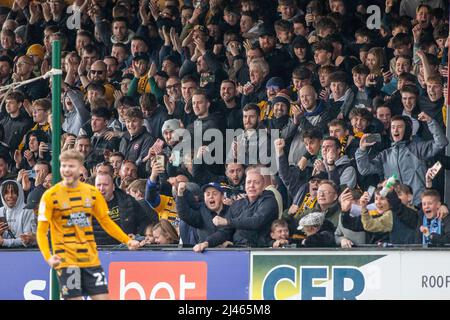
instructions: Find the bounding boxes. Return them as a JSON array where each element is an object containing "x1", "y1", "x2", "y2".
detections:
[
  {"x1": 0, "y1": 55, "x2": 12, "y2": 86},
  {"x1": 281, "y1": 85, "x2": 332, "y2": 165},
  {"x1": 79, "y1": 60, "x2": 115, "y2": 107},
  {"x1": 257, "y1": 23, "x2": 293, "y2": 81},
  {"x1": 227, "y1": 103, "x2": 271, "y2": 167},
  {"x1": 215, "y1": 80, "x2": 243, "y2": 130},
  {"x1": 193, "y1": 146, "x2": 246, "y2": 199},
  {"x1": 12, "y1": 55, "x2": 48, "y2": 100}
]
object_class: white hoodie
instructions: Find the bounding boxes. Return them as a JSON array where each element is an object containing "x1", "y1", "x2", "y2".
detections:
[{"x1": 0, "y1": 180, "x2": 36, "y2": 247}]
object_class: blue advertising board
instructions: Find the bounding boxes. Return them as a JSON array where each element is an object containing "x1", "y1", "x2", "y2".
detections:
[{"x1": 0, "y1": 250, "x2": 249, "y2": 300}]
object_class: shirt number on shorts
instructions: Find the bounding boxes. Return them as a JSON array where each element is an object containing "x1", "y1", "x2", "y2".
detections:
[{"x1": 93, "y1": 272, "x2": 107, "y2": 286}]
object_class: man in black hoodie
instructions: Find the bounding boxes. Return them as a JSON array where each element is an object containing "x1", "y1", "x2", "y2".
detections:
[
  {"x1": 119, "y1": 107, "x2": 155, "y2": 176},
  {"x1": 186, "y1": 89, "x2": 224, "y2": 162},
  {"x1": 0, "y1": 91, "x2": 33, "y2": 154}
]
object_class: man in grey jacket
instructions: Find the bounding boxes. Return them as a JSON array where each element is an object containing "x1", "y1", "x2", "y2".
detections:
[
  {"x1": 356, "y1": 113, "x2": 448, "y2": 206},
  {"x1": 62, "y1": 88, "x2": 90, "y2": 136}
]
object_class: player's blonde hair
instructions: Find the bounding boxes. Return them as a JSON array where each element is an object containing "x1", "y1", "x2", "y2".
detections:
[{"x1": 59, "y1": 149, "x2": 85, "y2": 164}]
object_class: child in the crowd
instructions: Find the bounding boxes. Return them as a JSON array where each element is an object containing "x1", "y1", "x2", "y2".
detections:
[
  {"x1": 297, "y1": 211, "x2": 336, "y2": 247},
  {"x1": 270, "y1": 219, "x2": 290, "y2": 248},
  {"x1": 419, "y1": 190, "x2": 450, "y2": 246}
]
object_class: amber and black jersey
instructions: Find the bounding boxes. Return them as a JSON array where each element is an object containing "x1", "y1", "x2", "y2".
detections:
[{"x1": 38, "y1": 182, "x2": 130, "y2": 269}]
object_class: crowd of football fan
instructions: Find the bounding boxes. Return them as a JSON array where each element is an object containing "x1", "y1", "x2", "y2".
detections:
[{"x1": 0, "y1": 0, "x2": 448, "y2": 250}]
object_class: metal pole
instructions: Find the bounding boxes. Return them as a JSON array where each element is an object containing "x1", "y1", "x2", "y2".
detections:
[
  {"x1": 50, "y1": 39, "x2": 61, "y2": 300},
  {"x1": 444, "y1": 8, "x2": 450, "y2": 206}
]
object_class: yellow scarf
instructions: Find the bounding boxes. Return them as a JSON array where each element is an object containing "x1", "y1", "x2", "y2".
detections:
[
  {"x1": 295, "y1": 193, "x2": 317, "y2": 218},
  {"x1": 137, "y1": 75, "x2": 151, "y2": 94},
  {"x1": 442, "y1": 103, "x2": 447, "y2": 127},
  {"x1": 339, "y1": 135, "x2": 349, "y2": 156},
  {"x1": 353, "y1": 128, "x2": 364, "y2": 138},
  {"x1": 258, "y1": 100, "x2": 272, "y2": 120}
]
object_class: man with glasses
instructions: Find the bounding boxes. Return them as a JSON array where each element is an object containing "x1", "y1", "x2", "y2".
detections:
[
  {"x1": 16, "y1": 98, "x2": 52, "y2": 154},
  {"x1": 80, "y1": 60, "x2": 115, "y2": 107},
  {"x1": 301, "y1": 180, "x2": 342, "y2": 230},
  {"x1": 12, "y1": 55, "x2": 48, "y2": 100}
]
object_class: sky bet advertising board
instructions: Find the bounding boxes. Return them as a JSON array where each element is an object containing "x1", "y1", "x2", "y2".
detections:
[{"x1": 0, "y1": 250, "x2": 249, "y2": 300}]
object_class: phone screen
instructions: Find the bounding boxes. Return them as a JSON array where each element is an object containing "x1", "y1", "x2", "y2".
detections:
[
  {"x1": 367, "y1": 186, "x2": 376, "y2": 200},
  {"x1": 0, "y1": 216, "x2": 7, "y2": 224},
  {"x1": 156, "y1": 155, "x2": 165, "y2": 167},
  {"x1": 366, "y1": 133, "x2": 381, "y2": 144},
  {"x1": 172, "y1": 150, "x2": 181, "y2": 167},
  {"x1": 431, "y1": 161, "x2": 443, "y2": 173}
]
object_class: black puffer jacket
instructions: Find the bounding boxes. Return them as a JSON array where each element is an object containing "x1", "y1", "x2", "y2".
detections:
[
  {"x1": 176, "y1": 191, "x2": 231, "y2": 247},
  {"x1": 119, "y1": 128, "x2": 155, "y2": 175}
]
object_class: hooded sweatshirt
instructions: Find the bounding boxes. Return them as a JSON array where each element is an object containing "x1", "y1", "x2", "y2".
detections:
[
  {"x1": 62, "y1": 89, "x2": 90, "y2": 135},
  {"x1": 0, "y1": 180, "x2": 36, "y2": 247}
]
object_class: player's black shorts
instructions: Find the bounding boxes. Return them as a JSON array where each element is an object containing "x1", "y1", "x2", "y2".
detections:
[{"x1": 56, "y1": 266, "x2": 108, "y2": 299}]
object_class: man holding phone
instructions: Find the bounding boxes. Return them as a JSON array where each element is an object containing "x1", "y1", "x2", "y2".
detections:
[
  {"x1": 0, "y1": 180, "x2": 36, "y2": 248},
  {"x1": 313, "y1": 137, "x2": 357, "y2": 189},
  {"x1": 356, "y1": 113, "x2": 448, "y2": 206}
]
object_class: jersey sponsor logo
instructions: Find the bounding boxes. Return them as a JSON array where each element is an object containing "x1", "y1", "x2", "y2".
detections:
[
  {"x1": 108, "y1": 206, "x2": 120, "y2": 222},
  {"x1": 108, "y1": 262, "x2": 207, "y2": 300},
  {"x1": 67, "y1": 212, "x2": 91, "y2": 227},
  {"x1": 84, "y1": 197, "x2": 92, "y2": 208}
]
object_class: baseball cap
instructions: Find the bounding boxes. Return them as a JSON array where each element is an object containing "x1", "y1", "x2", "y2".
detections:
[
  {"x1": 185, "y1": 182, "x2": 201, "y2": 197},
  {"x1": 201, "y1": 182, "x2": 224, "y2": 194},
  {"x1": 161, "y1": 119, "x2": 181, "y2": 134},
  {"x1": 258, "y1": 23, "x2": 276, "y2": 37},
  {"x1": 272, "y1": 90, "x2": 291, "y2": 107},
  {"x1": 266, "y1": 77, "x2": 285, "y2": 89},
  {"x1": 26, "y1": 44, "x2": 45, "y2": 60},
  {"x1": 24, "y1": 187, "x2": 45, "y2": 210},
  {"x1": 297, "y1": 212, "x2": 324, "y2": 230}
]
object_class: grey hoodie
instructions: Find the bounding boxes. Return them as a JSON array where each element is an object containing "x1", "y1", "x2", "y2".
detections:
[
  {"x1": 355, "y1": 119, "x2": 448, "y2": 205},
  {"x1": 0, "y1": 180, "x2": 36, "y2": 247},
  {"x1": 62, "y1": 89, "x2": 90, "y2": 135},
  {"x1": 327, "y1": 155, "x2": 357, "y2": 189}
]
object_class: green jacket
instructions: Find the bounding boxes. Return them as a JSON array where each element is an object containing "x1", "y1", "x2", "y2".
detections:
[{"x1": 302, "y1": 202, "x2": 342, "y2": 228}]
